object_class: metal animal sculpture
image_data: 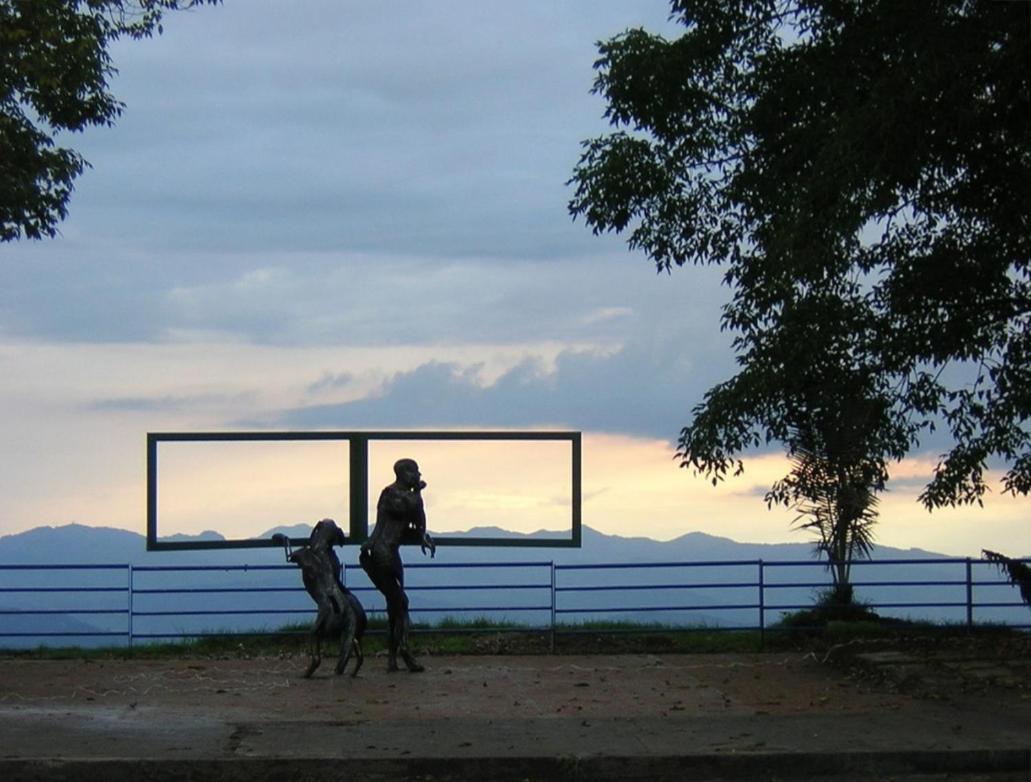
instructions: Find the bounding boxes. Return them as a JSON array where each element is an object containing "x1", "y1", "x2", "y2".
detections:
[{"x1": 274, "y1": 519, "x2": 367, "y2": 677}]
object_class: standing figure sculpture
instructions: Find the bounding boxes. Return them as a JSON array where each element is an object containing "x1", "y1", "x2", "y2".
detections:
[
  {"x1": 274, "y1": 518, "x2": 367, "y2": 678},
  {"x1": 359, "y1": 458, "x2": 436, "y2": 672}
]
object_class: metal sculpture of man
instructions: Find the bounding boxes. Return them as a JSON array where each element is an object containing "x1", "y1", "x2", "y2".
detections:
[
  {"x1": 274, "y1": 518, "x2": 366, "y2": 678},
  {"x1": 359, "y1": 458, "x2": 436, "y2": 672}
]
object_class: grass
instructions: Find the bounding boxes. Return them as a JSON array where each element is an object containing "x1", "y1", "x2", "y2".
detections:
[
  {"x1": 759, "y1": 587, "x2": 1030, "y2": 652},
  {"x1": 554, "y1": 620, "x2": 763, "y2": 653},
  {"x1": 2, "y1": 612, "x2": 1023, "y2": 660},
  {"x1": 1, "y1": 618, "x2": 764, "y2": 659}
]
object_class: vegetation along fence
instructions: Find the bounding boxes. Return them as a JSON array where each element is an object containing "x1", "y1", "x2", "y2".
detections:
[{"x1": 0, "y1": 557, "x2": 1028, "y2": 650}]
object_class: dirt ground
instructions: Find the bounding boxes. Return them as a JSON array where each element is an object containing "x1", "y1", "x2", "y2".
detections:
[
  {"x1": 1, "y1": 635, "x2": 1028, "y2": 723},
  {"x1": 0, "y1": 651, "x2": 904, "y2": 722},
  {"x1": 824, "y1": 632, "x2": 1031, "y2": 698},
  {"x1": 1, "y1": 644, "x2": 1030, "y2": 781}
]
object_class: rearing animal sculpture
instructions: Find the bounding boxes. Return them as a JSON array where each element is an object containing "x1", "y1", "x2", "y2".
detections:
[{"x1": 274, "y1": 519, "x2": 366, "y2": 678}]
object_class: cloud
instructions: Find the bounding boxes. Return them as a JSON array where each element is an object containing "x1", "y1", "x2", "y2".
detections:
[
  {"x1": 1, "y1": 0, "x2": 685, "y2": 346},
  {"x1": 2, "y1": 242, "x2": 729, "y2": 349},
  {"x1": 306, "y1": 371, "x2": 355, "y2": 395},
  {"x1": 267, "y1": 330, "x2": 736, "y2": 442},
  {"x1": 48, "y1": 1, "x2": 683, "y2": 259},
  {"x1": 87, "y1": 391, "x2": 257, "y2": 414}
]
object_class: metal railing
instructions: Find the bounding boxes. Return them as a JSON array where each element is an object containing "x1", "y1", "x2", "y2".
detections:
[{"x1": 1, "y1": 557, "x2": 1028, "y2": 649}]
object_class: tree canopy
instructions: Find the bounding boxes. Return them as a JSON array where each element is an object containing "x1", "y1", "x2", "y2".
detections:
[
  {"x1": 1, "y1": 0, "x2": 220, "y2": 242},
  {"x1": 569, "y1": 1, "x2": 1030, "y2": 510}
]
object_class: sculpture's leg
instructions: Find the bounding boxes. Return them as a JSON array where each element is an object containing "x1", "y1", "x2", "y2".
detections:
[
  {"x1": 383, "y1": 585, "x2": 423, "y2": 671},
  {"x1": 385, "y1": 555, "x2": 407, "y2": 672},
  {"x1": 361, "y1": 553, "x2": 417, "y2": 672},
  {"x1": 396, "y1": 595, "x2": 423, "y2": 673},
  {"x1": 386, "y1": 610, "x2": 400, "y2": 672},
  {"x1": 350, "y1": 637, "x2": 364, "y2": 678},
  {"x1": 349, "y1": 593, "x2": 366, "y2": 678},
  {"x1": 374, "y1": 569, "x2": 402, "y2": 671},
  {"x1": 303, "y1": 632, "x2": 321, "y2": 678},
  {"x1": 304, "y1": 610, "x2": 328, "y2": 678},
  {"x1": 335, "y1": 608, "x2": 356, "y2": 676},
  {"x1": 361, "y1": 551, "x2": 397, "y2": 671}
]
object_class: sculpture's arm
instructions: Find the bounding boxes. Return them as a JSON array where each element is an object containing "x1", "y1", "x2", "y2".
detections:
[
  {"x1": 410, "y1": 488, "x2": 435, "y2": 558},
  {"x1": 271, "y1": 533, "x2": 292, "y2": 562},
  {"x1": 420, "y1": 528, "x2": 436, "y2": 558}
]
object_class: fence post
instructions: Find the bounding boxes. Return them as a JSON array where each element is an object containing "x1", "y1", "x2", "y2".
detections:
[
  {"x1": 758, "y1": 560, "x2": 765, "y2": 651},
  {"x1": 549, "y1": 561, "x2": 556, "y2": 653},
  {"x1": 965, "y1": 557, "x2": 973, "y2": 629},
  {"x1": 127, "y1": 563, "x2": 134, "y2": 650},
  {"x1": 349, "y1": 436, "x2": 370, "y2": 543}
]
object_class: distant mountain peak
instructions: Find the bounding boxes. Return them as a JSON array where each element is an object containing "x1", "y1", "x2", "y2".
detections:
[
  {"x1": 163, "y1": 530, "x2": 226, "y2": 542},
  {"x1": 450, "y1": 526, "x2": 567, "y2": 539},
  {"x1": 258, "y1": 523, "x2": 315, "y2": 540}
]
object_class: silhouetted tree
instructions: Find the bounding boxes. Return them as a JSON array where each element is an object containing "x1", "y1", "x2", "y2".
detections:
[{"x1": 569, "y1": 2, "x2": 1030, "y2": 527}]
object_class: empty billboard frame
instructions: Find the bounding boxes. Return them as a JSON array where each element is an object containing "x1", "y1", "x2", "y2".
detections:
[{"x1": 146, "y1": 430, "x2": 582, "y2": 551}]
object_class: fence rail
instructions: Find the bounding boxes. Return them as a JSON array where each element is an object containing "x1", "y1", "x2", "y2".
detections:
[{"x1": 0, "y1": 557, "x2": 1028, "y2": 649}]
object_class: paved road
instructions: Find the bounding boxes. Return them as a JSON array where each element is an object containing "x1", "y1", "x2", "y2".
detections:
[{"x1": 0, "y1": 652, "x2": 1028, "y2": 780}]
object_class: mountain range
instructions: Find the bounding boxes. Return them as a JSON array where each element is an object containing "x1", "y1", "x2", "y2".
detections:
[{"x1": 0, "y1": 521, "x2": 966, "y2": 565}]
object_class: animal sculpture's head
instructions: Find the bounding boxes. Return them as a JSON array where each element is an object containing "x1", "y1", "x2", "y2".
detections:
[{"x1": 309, "y1": 518, "x2": 346, "y2": 548}]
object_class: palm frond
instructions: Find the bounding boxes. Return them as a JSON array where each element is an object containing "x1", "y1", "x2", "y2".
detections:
[
  {"x1": 782, "y1": 425, "x2": 882, "y2": 595},
  {"x1": 983, "y1": 550, "x2": 1031, "y2": 607}
]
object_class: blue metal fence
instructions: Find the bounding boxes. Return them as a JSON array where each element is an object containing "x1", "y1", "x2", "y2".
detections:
[
  {"x1": 0, "y1": 564, "x2": 130, "y2": 643},
  {"x1": 0, "y1": 557, "x2": 1028, "y2": 649}
]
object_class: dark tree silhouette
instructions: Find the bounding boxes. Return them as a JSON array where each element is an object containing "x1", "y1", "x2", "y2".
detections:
[
  {"x1": 570, "y1": 2, "x2": 1030, "y2": 527},
  {"x1": 1, "y1": 0, "x2": 221, "y2": 241}
]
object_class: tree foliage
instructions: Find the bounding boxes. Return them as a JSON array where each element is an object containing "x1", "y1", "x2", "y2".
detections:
[
  {"x1": 1, "y1": 0, "x2": 220, "y2": 242},
  {"x1": 569, "y1": 1, "x2": 1031, "y2": 510}
]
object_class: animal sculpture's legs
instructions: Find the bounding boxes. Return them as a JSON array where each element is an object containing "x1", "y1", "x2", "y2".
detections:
[
  {"x1": 304, "y1": 634, "x2": 322, "y2": 678},
  {"x1": 350, "y1": 637, "x2": 364, "y2": 678},
  {"x1": 304, "y1": 609, "x2": 329, "y2": 678},
  {"x1": 349, "y1": 593, "x2": 366, "y2": 677},
  {"x1": 335, "y1": 609, "x2": 357, "y2": 676}
]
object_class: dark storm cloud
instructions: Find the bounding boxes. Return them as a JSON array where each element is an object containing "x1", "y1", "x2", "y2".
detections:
[{"x1": 268, "y1": 331, "x2": 735, "y2": 441}]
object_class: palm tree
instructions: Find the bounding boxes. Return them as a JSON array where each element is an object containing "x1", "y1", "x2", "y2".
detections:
[
  {"x1": 767, "y1": 395, "x2": 888, "y2": 608},
  {"x1": 779, "y1": 441, "x2": 880, "y2": 606}
]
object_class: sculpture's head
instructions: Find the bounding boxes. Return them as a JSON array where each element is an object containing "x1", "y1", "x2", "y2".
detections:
[
  {"x1": 393, "y1": 458, "x2": 423, "y2": 489},
  {"x1": 309, "y1": 518, "x2": 346, "y2": 548}
]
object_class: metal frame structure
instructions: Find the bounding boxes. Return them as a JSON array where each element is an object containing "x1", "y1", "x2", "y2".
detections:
[{"x1": 146, "y1": 430, "x2": 582, "y2": 551}]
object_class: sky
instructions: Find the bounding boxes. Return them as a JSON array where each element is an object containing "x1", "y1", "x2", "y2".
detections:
[{"x1": 0, "y1": 1, "x2": 1027, "y2": 558}]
